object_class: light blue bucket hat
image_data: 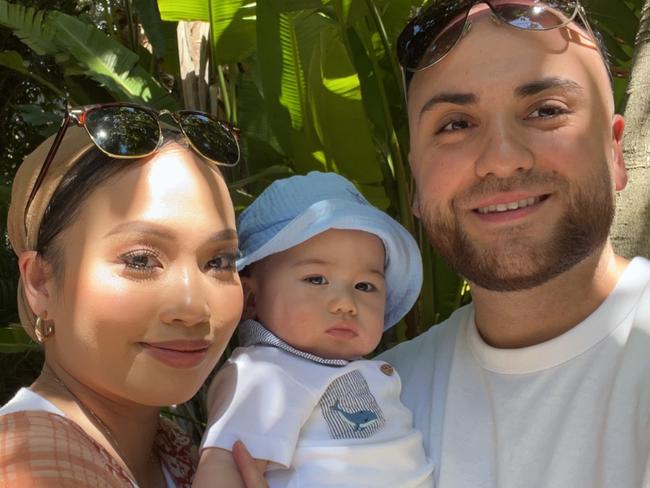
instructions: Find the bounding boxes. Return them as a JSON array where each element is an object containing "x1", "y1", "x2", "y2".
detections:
[{"x1": 237, "y1": 171, "x2": 423, "y2": 329}]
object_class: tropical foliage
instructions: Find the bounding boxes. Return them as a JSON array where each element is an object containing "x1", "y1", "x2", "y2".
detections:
[{"x1": 0, "y1": 0, "x2": 646, "y2": 423}]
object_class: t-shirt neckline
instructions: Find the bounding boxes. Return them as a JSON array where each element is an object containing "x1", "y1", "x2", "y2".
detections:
[{"x1": 466, "y1": 257, "x2": 650, "y2": 374}]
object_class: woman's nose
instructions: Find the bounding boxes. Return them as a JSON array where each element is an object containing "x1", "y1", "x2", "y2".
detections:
[{"x1": 159, "y1": 265, "x2": 211, "y2": 327}]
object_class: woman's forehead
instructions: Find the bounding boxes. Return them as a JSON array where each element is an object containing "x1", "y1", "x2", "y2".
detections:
[{"x1": 72, "y1": 144, "x2": 235, "y2": 236}]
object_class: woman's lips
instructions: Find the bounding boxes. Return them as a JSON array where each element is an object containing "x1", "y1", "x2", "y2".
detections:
[{"x1": 140, "y1": 340, "x2": 210, "y2": 368}]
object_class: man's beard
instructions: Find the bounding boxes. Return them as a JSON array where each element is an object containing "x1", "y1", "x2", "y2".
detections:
[{"x1": 419, "y1": 168, "x2": 615, "y2": 292}]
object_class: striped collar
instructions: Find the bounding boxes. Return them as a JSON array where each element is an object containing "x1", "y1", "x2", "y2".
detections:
[{"x1": 238, "y1": 319, "x2": 349, "y2": 367}]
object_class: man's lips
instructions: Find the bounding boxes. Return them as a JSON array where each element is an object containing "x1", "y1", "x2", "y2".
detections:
[
  {"x1": 472, "y1": 193, "x2": 550, "y2": 215},
  {"x1": 140, "y1": 340, "x2": 211, "y2": 368}
]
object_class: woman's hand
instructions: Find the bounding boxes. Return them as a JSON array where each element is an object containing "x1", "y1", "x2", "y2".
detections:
[{"x1": 232, "y1": 441, "x2": 269, "y2": 488}]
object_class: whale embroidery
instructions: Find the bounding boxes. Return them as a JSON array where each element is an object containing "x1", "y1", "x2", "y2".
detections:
[{"x1": 330, "y1": 399, "x2": 378, "y2": 432}]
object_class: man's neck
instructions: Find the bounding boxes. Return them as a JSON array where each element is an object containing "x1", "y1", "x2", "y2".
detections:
[{"x1": 470, "y1": 243, "x2": 630, "y2": 349}]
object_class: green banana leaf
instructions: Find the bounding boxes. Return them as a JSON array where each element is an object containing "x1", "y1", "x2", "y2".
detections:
[
  {"x1": 256, "y1": 2, "x2": 327, "y2": 172},
  {"x1": 0, "y1": 0, "x2": 175, "y2": 109},
  {"x1": 0, "y1": 50, "x2": 65, "y2": 96},
  {"x1": 158, "y1": 0, "x2": 257, "y2": 64}
]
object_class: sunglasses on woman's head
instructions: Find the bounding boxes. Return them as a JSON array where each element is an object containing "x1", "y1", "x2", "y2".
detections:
[
  {"x1": 25, "y1": 103, "x2": 241, "y2": 226},
  {"x1": 397, "y1": 0, "x2": 596, "y2": 72}
]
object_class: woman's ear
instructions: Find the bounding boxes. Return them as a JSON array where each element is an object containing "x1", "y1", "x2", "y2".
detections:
[
  {"x1": 19, "y1": 251, "x2": 53, "y2": 318},
  {"x1": 240, "y1": 275, "x2": 258, "y2": 321}
]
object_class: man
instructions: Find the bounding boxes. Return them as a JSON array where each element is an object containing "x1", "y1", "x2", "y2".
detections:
[{"x1": 380, "y1": 1, "x2": 650, "y2": 487}]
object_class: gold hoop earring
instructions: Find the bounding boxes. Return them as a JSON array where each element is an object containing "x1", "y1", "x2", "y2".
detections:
[{"x1": 34, "y1": 316, "x2": 54, "y2": 343}]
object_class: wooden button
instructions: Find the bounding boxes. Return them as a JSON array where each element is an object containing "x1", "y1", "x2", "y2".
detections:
[{"x1": 380, "y1": 363, "x2": 394, "y2": 376}]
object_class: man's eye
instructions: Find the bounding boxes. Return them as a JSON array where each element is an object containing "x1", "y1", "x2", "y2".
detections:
[
  {"x1": 528, "y1": 105, "x2": 569, "y2": 119},
  {"x1": 305, "y1": 276, "x2": 328, "y2": 285},
  {"x1": 437, "y1": 119, "x2": 473, "y2": 133},
  {"x1": 121, "y1": 250, "x2": 161, "y2": 272},
  {"x1": 355, "y1": 282, "x2": 376, "y2": 292},
  {"x1": 207, "y1": 253, "x2": 238, "y2": 272}
]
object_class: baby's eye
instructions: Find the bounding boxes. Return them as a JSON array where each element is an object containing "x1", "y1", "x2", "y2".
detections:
[
  {"x1": 207, "y1": 253, "x2": 238, "y2": 272},
  {"x1": 121, "y1": 250, "x2": 161, "y2": 270},
  {"x1": 304, "y1": 275, "x2": 328, "y2": 285},
  {"x1": 355, "y1": 282, "x2": 376, "y2": 292}
]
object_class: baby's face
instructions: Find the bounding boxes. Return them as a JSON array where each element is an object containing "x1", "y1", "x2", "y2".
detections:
[{"x1": 245, "y1": 229, "x2": 386, "y2": 359}]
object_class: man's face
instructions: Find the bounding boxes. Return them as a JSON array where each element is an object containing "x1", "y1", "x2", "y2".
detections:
[{"x1": 407, "y1": 17, "x2": 626, "y2": 292}]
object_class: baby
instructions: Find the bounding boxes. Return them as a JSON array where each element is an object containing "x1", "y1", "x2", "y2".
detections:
[{"x1": 195, "y1": 172, "x2": 433, "y2": 487}]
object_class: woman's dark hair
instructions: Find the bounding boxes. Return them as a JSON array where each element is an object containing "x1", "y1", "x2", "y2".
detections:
[{"x1": 35, "y1": 132, "x2": 186, "y2": 278}]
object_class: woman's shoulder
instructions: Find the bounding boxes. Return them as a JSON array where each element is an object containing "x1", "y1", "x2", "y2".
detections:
[
  {"x1": 0, "y1": 409, "x2": 134, "y2": 487},
  {"x1": 156, "y1": 416, "x2": 198, "y2": 488}
]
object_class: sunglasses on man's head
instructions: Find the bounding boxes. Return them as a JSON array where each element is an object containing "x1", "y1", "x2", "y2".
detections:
[
  {"x1": 397, "y1": 0, "x2": 596, "y2": 72},
  {"x1": 25, "y1": 103, "x2": 241, "y2": 226}
]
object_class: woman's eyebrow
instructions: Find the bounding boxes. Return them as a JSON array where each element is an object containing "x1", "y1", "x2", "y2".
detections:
[{"x1": 104, "y1": 221, "x2": 237, "y2": 242}]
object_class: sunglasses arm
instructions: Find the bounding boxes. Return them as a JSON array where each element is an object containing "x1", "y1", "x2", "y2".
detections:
[{"x1": 23, "y1": 111, "x2": 73, "y2": 236}]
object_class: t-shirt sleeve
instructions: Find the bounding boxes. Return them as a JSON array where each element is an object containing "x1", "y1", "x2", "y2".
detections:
[{"x1": 200, "y1": 347, "x2": 320, "y2": 468}]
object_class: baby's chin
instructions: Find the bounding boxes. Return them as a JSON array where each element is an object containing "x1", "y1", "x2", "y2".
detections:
[{"x1": 309, "y1": 344, "x2": 376, "y2": 361}]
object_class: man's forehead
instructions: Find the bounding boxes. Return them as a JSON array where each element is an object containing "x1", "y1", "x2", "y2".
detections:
[{"x1": 407, "y1": 15, "x2": 609, "y2": 110}]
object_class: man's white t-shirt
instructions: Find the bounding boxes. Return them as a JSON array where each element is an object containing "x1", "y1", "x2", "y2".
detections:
[{"x1": 380, "y1": 256, "x2": 650, "y2": 488}]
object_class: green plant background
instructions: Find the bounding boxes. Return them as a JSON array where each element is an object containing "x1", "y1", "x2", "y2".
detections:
[{"x1": 0, "y1": 0, "x2": 644, "y2": 440}]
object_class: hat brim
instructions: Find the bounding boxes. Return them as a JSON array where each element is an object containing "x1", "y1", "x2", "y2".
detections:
[{"x1": 237, "y1": 199, "x2": 422, "y2": 329}]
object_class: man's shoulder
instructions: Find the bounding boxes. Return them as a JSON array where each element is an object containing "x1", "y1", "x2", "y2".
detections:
[{"x1": 379, "y1": 304, "x2": 471, "y2": 372}]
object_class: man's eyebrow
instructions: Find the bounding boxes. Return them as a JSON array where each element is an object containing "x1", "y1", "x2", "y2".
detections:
[
  {"x1": 420, "y1": 92, "x2": 478, "y2": 119},
  {"x1": 105, "y1": 220, "x2": 238, "y2": 242},
  {"x1": 515, "y1": 77, "x2": 583, "y2": 98}
]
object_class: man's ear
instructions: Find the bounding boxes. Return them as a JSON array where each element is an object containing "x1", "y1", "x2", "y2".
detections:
[
  {"x1": 19, "y1": 251, "x2": 53, "y2": 318},
  {"x1": 240, "y1": 275, "x2": 258, "y2": 321},
  {"x1": 611, "y1": 114, "x2": 627, "y2": 191},
  {"x1": 411, "y1": 188, "x2": 422, "y2": 219}
]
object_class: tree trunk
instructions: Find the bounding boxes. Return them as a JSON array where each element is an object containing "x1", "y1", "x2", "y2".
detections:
[
  {"x1": 612, "y1": 0, "x2": 650, "y2": 259},
  {"x1": 176, "y1": 21, "x2": 220, "y2": 114}
]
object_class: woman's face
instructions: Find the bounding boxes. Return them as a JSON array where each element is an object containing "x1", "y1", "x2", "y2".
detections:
[{"x1": 42, "y1": 143, "x2": 243, "y2": 406}]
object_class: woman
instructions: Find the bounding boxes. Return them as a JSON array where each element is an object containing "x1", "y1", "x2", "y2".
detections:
[{"x1": 0, "y1": 104, "x2": 265, "y2": 487}]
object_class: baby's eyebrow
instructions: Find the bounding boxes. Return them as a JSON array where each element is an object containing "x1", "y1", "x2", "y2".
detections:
[
  {"x1": 291, "y1": 259, "x2": 385, "y2": 278},
  {"x1": 291, "y1": 258, "x2": 330, "y2": 267},
  {"x1": 368, "y1": 268, "x2": 385, "y2": 279}
]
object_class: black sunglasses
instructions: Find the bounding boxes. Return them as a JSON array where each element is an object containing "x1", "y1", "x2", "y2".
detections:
[
  {"x1": 25, "y1": 103, "x2": 241, "y2": 224},
  {"x1": 397, "y1": 0, "x2": 596, "y2": 72}
]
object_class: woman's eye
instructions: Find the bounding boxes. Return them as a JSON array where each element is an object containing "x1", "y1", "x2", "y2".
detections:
[
  {"x1": 121, "y1": 250, "x2": 161, "y2": 272},
  {"x1": 437, "y1": 119, "x2": 473, "y2": 134},
  {"x1": 528, "y1": 105, "x2": 569, "y2": 119},
  {"x1": 305, "y1": 276, "x2": 328, "y2": 285},
  {"x1": 207, "y1": 253, "x2": 238, "y2": 272},
  {"x1": 355, "y1": 282, "x2": 376, "y2": 292}
]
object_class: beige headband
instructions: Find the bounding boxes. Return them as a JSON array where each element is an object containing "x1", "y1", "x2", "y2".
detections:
[{"x1": 7, "y1": 126, "x2": 94, "y2": 340}]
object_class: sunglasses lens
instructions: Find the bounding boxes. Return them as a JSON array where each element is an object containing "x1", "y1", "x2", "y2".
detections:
[
  {"x1": 85, "y1": 106, "x2": 160, "y2": 157},
  {"x1": 494, "y1": 1, "x2": 577, "y2": 30},
  {"x1": 178, "y1": 112, "x2": 240, "y2": 166},
  {"x1": 398, "y1": 1, "x2": 580, "y2": 72},
  {"x1": 399, "y1": 1, "x2": 472, "y2": 71}
]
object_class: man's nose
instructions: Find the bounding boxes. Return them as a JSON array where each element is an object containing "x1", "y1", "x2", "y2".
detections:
[
  {"x1": 159, "y1": 265, "x2": 211, "y2": 327},
  {"x1": 474, "y1": 120, "x2": 534, "y2": 178}
]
